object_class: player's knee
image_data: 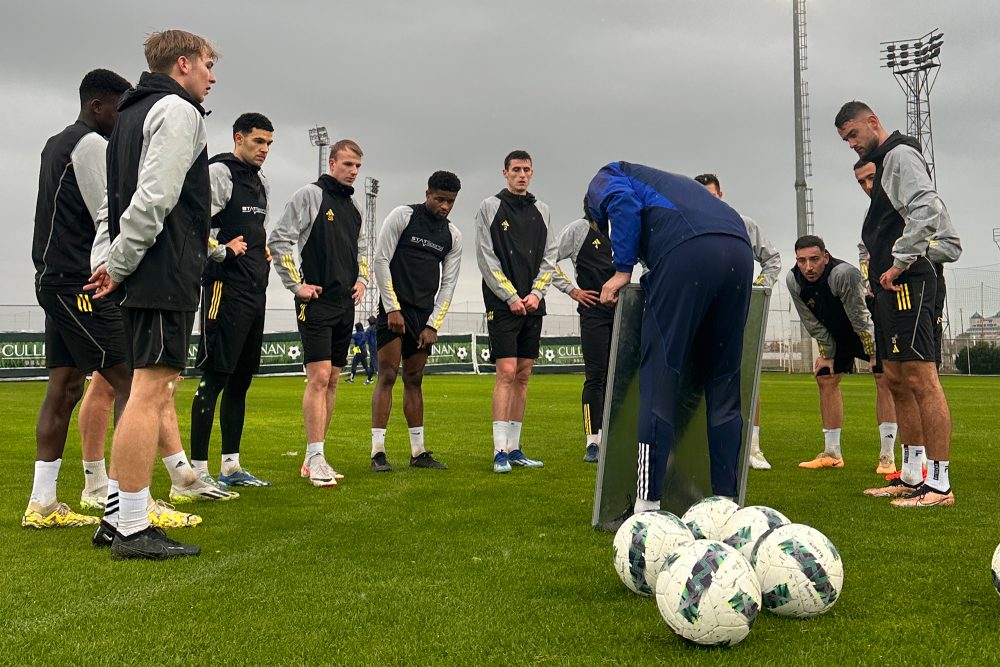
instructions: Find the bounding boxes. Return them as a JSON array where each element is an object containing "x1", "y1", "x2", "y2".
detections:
[
  {"x1": 379, "y1": 365, "x2": 399, "y2": 386},
  {"x1": 402, "y1": 370, "x2": 423, "y2": 389},
  {"x1": 307, "y1": 368, "x2": 333, "y2": 390},
  {"x1": 495, "y1": 363, "x2": 517, "y2": 385},
  {"x1": 57, "y1": 377, "x2": 86, "y2": 411}
]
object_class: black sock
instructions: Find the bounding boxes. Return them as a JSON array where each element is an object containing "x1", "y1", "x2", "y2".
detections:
[
  {"x1": 220, "y1": 370, "x2": 252, "y2": 455},
  {"x1": 190, "y1": 370, "x2": 228, "y2": 462}
]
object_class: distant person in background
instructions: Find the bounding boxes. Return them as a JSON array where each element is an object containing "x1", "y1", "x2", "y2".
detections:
[
  {"x1": 694, "y1": 173, "x2": 781, "y2": 471},
  {"x1": 365, "y1": 315, "x2": 378, "y2": 376},
  {"x1": 370, "y1": 171, "x2": 463, "y2": 472},
  {"x1": 787, "y1": 235, "x2": 875, "y2": 470},
  {"x1": 552, "y1": 197, "x2": 615, "y2": 464},
  {"x1": 836, "y1": 101, "x2": 961, "y2": 506},
  {"x1": 587, "y1": 162, "x2": 753, "y2": 512},
  {"x1": 347, "y1": 322, "x2": 372, "y2": 384}
]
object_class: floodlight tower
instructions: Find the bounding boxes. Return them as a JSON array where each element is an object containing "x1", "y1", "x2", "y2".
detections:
[
  {"x1": 792, "y1": 0, "x2": 815, "y2": 370},
  {"x1": 792, "y1": 0, "x2": 815, "y2": 239},
  {"x1": 307, "y1": 125, "x2": 329, "y2": 178},
  {"x1": 360, "y1": 176, "x2": 381, "y2": 324},
  {"x1": 881, "y1": 29, "x2": 944, "y2": 184},
  {"x1": 993, "y1": 228, "x2": 1000, "y2": 255}
]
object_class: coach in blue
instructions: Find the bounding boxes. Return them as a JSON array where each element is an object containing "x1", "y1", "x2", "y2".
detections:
[{"x1": 586, "y1": 162, "x2": 753, "y2": 512}]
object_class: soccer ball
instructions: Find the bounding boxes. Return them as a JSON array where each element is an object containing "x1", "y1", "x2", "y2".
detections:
[
  {"x1": 991, "y1": 543, "x2": 1000, "y2": 597},
  {"x1": 655, "y1": 540, "x2": 761, "y2": 647},
  {"x1": 751, "y1": 523, "x2": 844, "y2": 618},
  {"x1": 719, "y1": 506, "x2": 791, "y2": 561},
  {"x1": 682, "y1": 496, "x2": 740, "y2": 540},
  {"x1": 612, "y1": 511, "x2": 695, "y2": 596}
]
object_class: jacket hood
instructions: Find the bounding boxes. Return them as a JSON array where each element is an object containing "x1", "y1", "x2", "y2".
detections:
[
  {"x1": 317, "y1": 174, "x2": 355, "y2": 197},
  {"x1": 497, "y1": 189, "x2": 537, "y2": 207},
  {"x1": 117, "y1": 72, "x2": 207, "y2": 116},
  {"x1": 866, "y1": 130, "x2": 921, "y2": 163},
  {"x1": 209, "y1": 151, "x2": 261, "y2": 174}
]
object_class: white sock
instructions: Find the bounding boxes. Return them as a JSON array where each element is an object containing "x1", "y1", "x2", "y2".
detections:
[
  {"x1": 492, "y1": 421, "x2": 508, "y2": 454},
  {"x1": 82, "y1": 459, "x2": 108, "y2": 492},
  {"x1": 901, "y1": 445, "x2": 925, "y2": 485},
  {"x1": 221, "y1": 453, "x2": 240, "y2": 475},
  {"x1": 371, "y1": 428, "x2": 387, "y2": 457},
  {"x1": 751, "y1": 425, "x2": 761, "y2": 451},
  {"x1": 191, "y1": 459, "x2": 209, "y2": 475},
  {"x1": 117, "y1": 487, "x2": 151, "y2": 537},
  {"x1": 926, "y1": 459, "x2": 950, "y2": 492},
  {"x1": 306, "y1": 441, "x2": 324, "y2": 464},
  {"x1": 30, "y1": 459, "x2": 61, "y2": 508},
  {"x1": 635, "y1": 498, "x2": 660, "y2": 513},
  {"x1": 163, "y1": 450, "x2": 195, "y2": 487},
  {"x1": 586, "y1": 431, "x2": 600, "y2": 446},
  {"x1": 408, "y1": 426, "x2": 425, "y2": 457},
  {"x1": 507, "y1": 421, "x2": 523, "y2": 451},
  {"x1": 823, "y1": 428, "x2": 842, "y2": 458},
  {"x1": 878, "y1": 422, "x2": 897, "y2": 457},
  {"x1": 103, "y1": 479, "x2": 120, "y2": 529}
]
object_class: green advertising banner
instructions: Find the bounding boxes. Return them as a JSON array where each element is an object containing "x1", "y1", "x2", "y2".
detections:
[{"x1": 0, "y1": 332, "x2": 585, "y2": 379}]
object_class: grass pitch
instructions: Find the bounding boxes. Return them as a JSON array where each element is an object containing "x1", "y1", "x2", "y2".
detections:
[{"x1": 2, "y1": 373, "x2": 999, "y2": 665}]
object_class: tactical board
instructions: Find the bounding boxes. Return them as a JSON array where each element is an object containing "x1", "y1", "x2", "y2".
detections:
[{"x1": 592, "y1": 285, "x2": 770, "y2": 530}]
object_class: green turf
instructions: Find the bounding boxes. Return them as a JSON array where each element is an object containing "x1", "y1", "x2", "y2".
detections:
[{"x1": 1, "y1": 373, "x2": 999, "y2": 665}]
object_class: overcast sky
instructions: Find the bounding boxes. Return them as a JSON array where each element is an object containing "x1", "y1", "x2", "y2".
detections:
[{"x1": 3, "y1": 0, "x2": 998, "y2": 326}]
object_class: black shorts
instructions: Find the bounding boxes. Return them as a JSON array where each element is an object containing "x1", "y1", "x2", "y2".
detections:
[
  {"x1": 196, "y1": 282, "x2": 265, "y2": 375},
  {"x1": 295, "y1": 298, "x2": 354, "y2": 366},
  {"x1": 933, "y1": 264, "x2": 945, "y2": 365},
  {"x1": 37, "y1": 290, "x2": 126, "y2": 373},
  {"x1": 874, "y1": 257, "x2": 939, "y2": 363},
  {"x1": 486, "y1": 309, "x2": 543, "y2": 361},
  {"x1": 121, "y1": 307, "x2": 195, "y2": 371},
  {"x1": 865, "y1": 294, "x2": 886, "y2": 374},
  {"x1": 376, "y1": 305, "x2": 432, "y2": 359}
]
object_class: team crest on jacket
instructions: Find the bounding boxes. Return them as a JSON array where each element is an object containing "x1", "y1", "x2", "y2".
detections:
[
  {"x1": 592, "y1": 238, "x2": 602, "y2": 248},
  {"x1": 326, "y1": 209, "x2": 335, "y2": 221},
  {"x1": 501, "y1": 220, "x2": 510, "y2": 231}
]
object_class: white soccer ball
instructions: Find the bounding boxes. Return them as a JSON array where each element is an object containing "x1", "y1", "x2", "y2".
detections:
[
  {"x1": 682, "y1": 496, "x2": 740, "y2": 541},
  {"x1": 612, "y1": 511, "x2": 695, "y2": 596},
  {"x1": 751, "y1": 523, "x2": 844, "y2": 618},
  {"x1": 720, "y1": 506, "x2": 791, "y2": 561},
  {"x1": 991, "y1": 543, "x2": 1000, "y2": 597},
  {"x1": 655, "y1": 540, "x2": 761, "y2": 647}
]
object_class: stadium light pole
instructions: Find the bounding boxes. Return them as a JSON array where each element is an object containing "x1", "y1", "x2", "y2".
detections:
[
  {"x1": 308, "y1": 125, "x2": 329, "y2": 179},
  {"x1": 880, "y1": 29, "x2": 944, "y2": 184},
  {"x1": 993, "y1": 228, "x2": 1000, "y2": 254}
]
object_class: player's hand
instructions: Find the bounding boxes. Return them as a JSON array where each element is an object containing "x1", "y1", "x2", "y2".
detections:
[
  {"x1": 226, "y1": 235, "x2": 247, "y2": 256},
  {"x1": 523, "y1": 294, "x2": 540, "y2": 313},
  {"x1": 814, "y1": 356, "x2": 835, "y2": 375},
  {"x1": 418, "y1": 327, "x2": 438, "y2": 348},
  {"x1": 865, "y1": 282, "x2": 874, "y2": 298},
  {"x1": 570, "y1": 288, "x2": 600, "y2": 308},
  {"x1": 265, "y1": 245, "x2": 272, "y2": 264},
  {"x1": 509, "y1": 299, "x2": 527, "y2": 316},
  {"x1": 879, "y1": 266, "x2": 904, "y2": 292},
  {"x1": 295, "y1": 284, "x2": 323, "y2": 301},
  {"x1": 600, "y1": 271, "x2": 632, "y2": 305},
  {"x1": 85, "y1": 264, "x2": 119, "y2": 299},
  {"x1": 351, "y1": 281, "x2": 366, "y2": 305},
  {"x1": 387, "y1": 310, "x2": 405, "y2": 334}
]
